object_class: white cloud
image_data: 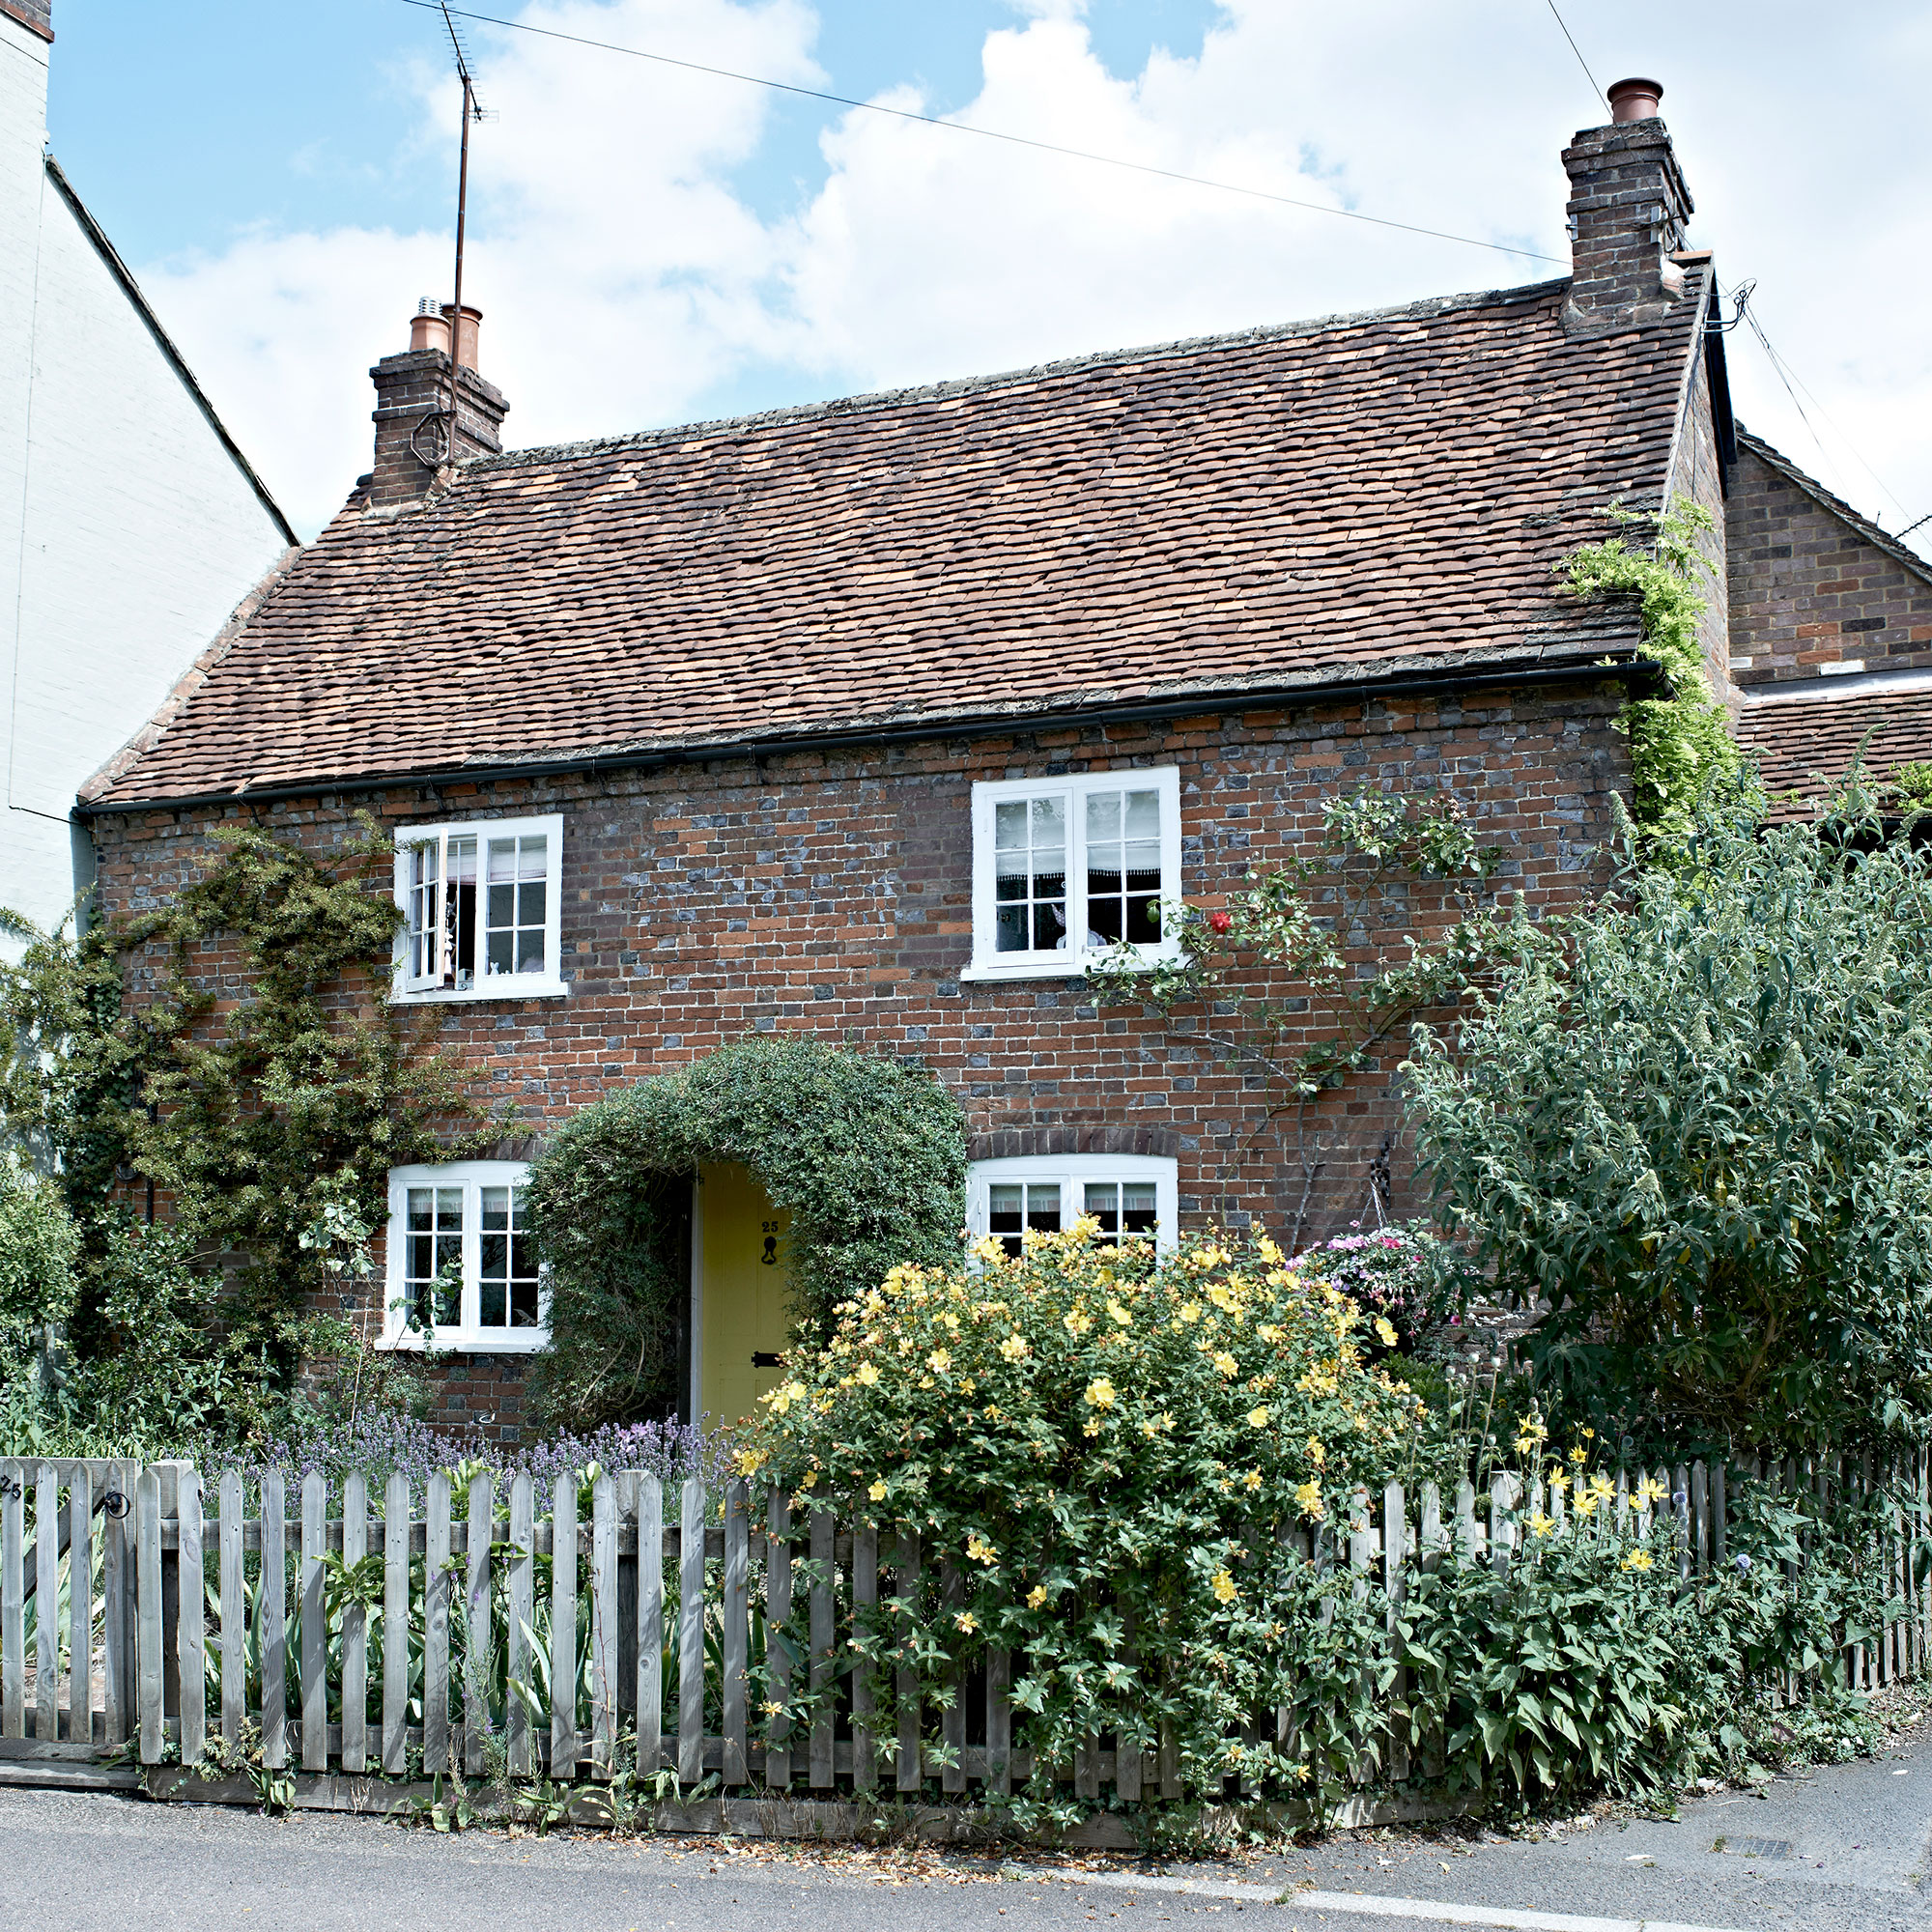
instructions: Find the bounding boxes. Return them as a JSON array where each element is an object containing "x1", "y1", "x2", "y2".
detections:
[{"x1": 137, "y1": 0, "x2": 1932, "y2": 555}]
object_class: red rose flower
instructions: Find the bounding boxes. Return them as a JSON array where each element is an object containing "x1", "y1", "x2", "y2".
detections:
[{"x1": 1208, "y1": 910, "x2": 1233, "y2": 934}]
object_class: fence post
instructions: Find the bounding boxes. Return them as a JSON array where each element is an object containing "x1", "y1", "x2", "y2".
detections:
[
  {"x1": 101, "y1": 1460, "x2": 135, "y2": 1748},
  {"x1": 592, "y1": 1471, "x2": 618, "y2": 1780},
  {"x1": 506, "y1": 1472, "x2": 534, "y2": 1777},
  {"x1": 761, "y1": 1490, "x2": 789, "y2": 1789},
  {"x1": 639, "y1": 1475, "x2": 665, "y2": 1780},
  {"x1": 219, "y1": 1470, "x2": 245, "y2": 1750},
  {"x1": 850, "y1": 1503, "x2": 877, "y2": 1794},
  {"x1": 384, "y1": 1472, "x2": 411, "y2": 1776},
  {"x1": 895, "y1": 1529, "x2": 921, "y2": 1794},
  {"x1": 810, "y1": 1507, "x2": 838, "y2": 1790},
  {"x1": 2, "y1": 1463, "x2": 24, "y2": 1740},
  {"x1": 424, "y1": 1470, "x2": 451, "y2": 1776},
  {"x1": 68, "y1": 1463, "x2": 91, "y2": 1746},
  {"x1": 300, "y1": 1473, "x2": 327, "y2": 1771},
  {"x1": 34, "y1": 1463, "x2": 57, "y2": 1743}
]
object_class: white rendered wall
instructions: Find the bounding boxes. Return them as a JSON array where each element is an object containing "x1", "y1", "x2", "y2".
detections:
[{"x1": 1, "y1": 12, "x2": 291, "y2": 940}]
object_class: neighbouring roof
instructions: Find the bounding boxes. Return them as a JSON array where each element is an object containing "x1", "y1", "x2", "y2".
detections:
[
  {"x1": 1739, "y1": 680, "x2": 1932, "y2": 819},
  {"x1": 84, "y1": 269, "x2": 1712, "y2": 809},
  {"x1": 1735, "y1": 426, "x2": 1932, "y2": 590}
]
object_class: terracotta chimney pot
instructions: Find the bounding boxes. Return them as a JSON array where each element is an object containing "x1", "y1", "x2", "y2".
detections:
[
  {"x1": 1607, "y1": 77, "x2": 1663, "y2": 124},
  {"x1": 441, "y1": 303, "x2": 483, "y2": 372},
  {"x1": 409, "y1": 298, "x2": 451, "y2": 357}
]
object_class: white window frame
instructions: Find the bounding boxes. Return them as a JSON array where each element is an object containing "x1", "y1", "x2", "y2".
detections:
[
  {"x1": 967, "y1": 1153, "x2": 1179, "y2": 1257},
  {"x1": 964, "y1": 766, "x2": 1183, "y2": 980},
  {"x1": 380, "y1": 1161, "x2": 549, "y2": 1352},
  {"x1": 390, "y1": 812, "x2": 568, "y2": 1003}
]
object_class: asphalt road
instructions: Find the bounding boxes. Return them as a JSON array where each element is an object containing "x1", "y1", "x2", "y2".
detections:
[{"x1": 3, "y1": 1737, "x2": 1930, "y2": 1932}]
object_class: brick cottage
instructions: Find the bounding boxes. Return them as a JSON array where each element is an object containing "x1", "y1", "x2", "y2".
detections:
[{"x1": 76, "y1": 81, "x2": 1932, "y2": 1435}]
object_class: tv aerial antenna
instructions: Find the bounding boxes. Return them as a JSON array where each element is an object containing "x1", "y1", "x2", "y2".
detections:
[{"x1": 412, "y1": 2, "x2": 497, "y2": 469}]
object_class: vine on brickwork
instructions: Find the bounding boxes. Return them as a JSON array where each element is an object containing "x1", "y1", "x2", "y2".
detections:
[
  {"x1": 1087, "y1": 787, "x2": 1520, "y2": 1249},
  {"x1": 0, "y1": 818, "x2": 494, "y2": 1440},
  {"x1": 1560, "y1": 501, "x2": 1749, "y2": 844},
  {"x1": 523, "y1": 1035, "x2": 967, "y2": 1432}
]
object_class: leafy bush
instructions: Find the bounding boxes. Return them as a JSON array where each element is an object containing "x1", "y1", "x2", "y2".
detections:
[
  {"x1": 525, "y1": 1036, "x2": 967, "y2": 1431},
  {"x1": 0, "y1": 1164, "x2": 77, "y2": 1393},
  {"x1": 748, "y1": 1220, "x2": 1417, "y2": 1798},
  {"x1": 1406, "y1": 791, "x2": 1932, "y2": 1450}
]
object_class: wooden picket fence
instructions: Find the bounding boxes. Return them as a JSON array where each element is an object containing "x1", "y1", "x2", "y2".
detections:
[{"x1": 2, "y1": 1449, "x2": 1928, "y2": 1796}]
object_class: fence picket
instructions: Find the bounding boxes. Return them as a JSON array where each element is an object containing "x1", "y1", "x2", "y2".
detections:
[
  {"x1": 762, "y1": 1492, "x2": 790, "y2": 1788},
  {"x1": 101, "y1": 1461, "x2": 133, "y2": 1748},
  {"x1": 424, "y1": 1470, "x2": 451, "y2": 1775},
  {"x1": 341, "y1": 1471, "x2": 367, "y2": 1774},
  {"x1": 177, "y1": 1468, "x2": 205, "y2": 1766},
  {"x1": 299, "y1": 1473, "x2": 327, "y2": 1771},
  {"x1": 68, "y1": 1463, "x2": 91, "y2": 1745},
  {"x1": 259, "y1": 1470, "x2": 286, "y2": 1771},
  {"x1": 985, "y1": 1641, "x2": 1011, "y2": 1798},
  {"x1": 2, "y1": 1466, "x2": 23, "y2": 1740},
  {"x1": 384, "y1": 1473, "x2": 410, "y2": 1776},
  {"x1": 136, "y1": 1467, "x2": 161, "y2": 1763},
  {"x1": 554, "y1": 1473, "x2": 581, "y2": 1781},
  {"x1": 639, "y1": 1475, "x2": 665, "y2": 1777},
  {"x1": 504, "y1": 1472, "x2": 533, "y2": 1776},
  {"x1": 895, "y1": 1530, "x2": 921, "y2": 1793},
  {"x1": 218, "y1": 1471, "x2": 243, "y2": 1749},
  {"x1": 676, "y1": 1477, "x2": 703, "y2": 1785},
  {"x1": 465, "y1": 1472, "x2": 494, "y2": 1776},
  {"x1": 850, "y1": 1510, "x2": 877, "y2": 1792},
  {"x1": 1454, "y1": 1481, "x2": 1477, "y2": 1560},
  {"x1": 720, "y1": 1480, "x2": 748, "y2": 1787},
  {"x1": 35, "y1": 1463, "x2": 57, "y2": 1742},
  {"x1": 940, "y1": 1552, "x2": 967, "y2": 1796},
  {"x1": 592, "y1": 1473, "x2": 618, "y2": 1779},
  {"x1": 809, "y1": 1507, "x2": 835, "y2": 1789},
  {"x1": 1489, "y1": 1474, "x2": 1515, "y2": 1577}
]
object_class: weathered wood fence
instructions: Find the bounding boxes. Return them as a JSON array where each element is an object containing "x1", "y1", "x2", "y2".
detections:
[{"x1": 2, "y1": 1451, "x2": 1927, "y2": 1794}]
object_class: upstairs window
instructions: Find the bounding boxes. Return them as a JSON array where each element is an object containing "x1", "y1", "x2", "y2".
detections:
[
  {"x1": 968, "y1": 1154, "x2": 1178, "y2": 1257},
  {"x1": 968, "y1": 768, "x2": 1181, "y2": 979},
  {"x1": 392, "y1": 813, "x2": 565, "y2": 1001},
  {"x1": 384, "y1": 1161, "x2": 546, "y2": 1351}
]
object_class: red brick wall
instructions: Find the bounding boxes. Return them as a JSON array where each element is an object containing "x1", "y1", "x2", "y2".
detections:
[
  {"x1": 88, "y1": 682, "x2": 1633, "y2": 1435},
  {"x1": 1725, "y1": 444, "x2": 1932, "y2": 688}
]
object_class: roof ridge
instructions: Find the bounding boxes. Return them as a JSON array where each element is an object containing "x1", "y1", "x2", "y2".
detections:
[
  {"x1": 466, "y1": 276, "x2": 1569, "y2": 476},
  {"x1": 1735, "y1": 424, "x2": 1932, "y2": 590}
]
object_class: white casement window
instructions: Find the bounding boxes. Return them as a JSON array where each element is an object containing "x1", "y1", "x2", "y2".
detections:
[
  {"x1": 966, "y1": 768, "x2": 1182, "y2": 980},
  {"x1": 392, "y1": 813, "x2": 566, "y2": 1002},
  {"x1": 967, "y1": 1154, "x2": 1179, "y2": 1258},
  {"x1": 382, "y1": 1162, "x2": 547, "y2": 1351}
]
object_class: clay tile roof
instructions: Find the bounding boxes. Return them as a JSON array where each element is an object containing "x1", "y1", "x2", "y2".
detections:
[
  {"x1": 1739, "y1": 682, "x2": 1932, "y2": 819},
  {"x1": 84, "y1": 270, "x2": 1710, "y2": 808}
]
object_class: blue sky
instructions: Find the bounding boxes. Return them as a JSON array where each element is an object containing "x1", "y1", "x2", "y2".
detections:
[{"x1": 38, "y1": 2, "x2": 1932, "y2": 545}]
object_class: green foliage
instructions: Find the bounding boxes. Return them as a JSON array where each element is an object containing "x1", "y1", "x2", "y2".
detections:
[
  {"x1": 0, "y1": 819, "x2": 493, "y2": 1440},
  {"x1": 1088, "y1": 787, "x2": 1515, "y2": 1244},
  {"x1": 1561, "y1": 502, "x2": 1748, "y2": 845},
  {"x1": 1406, "y1": 790, "x2": 1932, "y2": 1451},
  {"x1": 524, "y1": 1036, "x2": 968, "y2": 1432},
  {"x1": 0, "y1": 1163, "x2": 77, "y2": 1391},
  {"x1": 749, "y1": 1222, "x2": 1418, "y2": 1803}
]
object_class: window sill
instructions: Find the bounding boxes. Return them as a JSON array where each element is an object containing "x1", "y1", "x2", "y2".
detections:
[
  {"x1": 391, "y1": 978, "x2": 571, "y2": 1006},
  {"x1": 378, "y1": 1331, "x2": 550, "y2": 1354},
  {"x1": 959, "y1": 952, "x2": 1179, "y2": 983}
]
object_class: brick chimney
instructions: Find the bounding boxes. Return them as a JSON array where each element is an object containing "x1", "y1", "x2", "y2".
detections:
[
  {"x1": 1561, "y1": 78, "x2": 1693, "y2": 338},
  {"x1": 0, "y1": 2, "x2": 55, "y2": 42},
  {"x1": 365, "y1": 298, "x2": 509, "y2": 508}
]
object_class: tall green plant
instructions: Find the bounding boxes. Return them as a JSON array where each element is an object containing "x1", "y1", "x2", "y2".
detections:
[{"x1": 1406, "y1": 789, "x2": 1932, "y2": 1450}]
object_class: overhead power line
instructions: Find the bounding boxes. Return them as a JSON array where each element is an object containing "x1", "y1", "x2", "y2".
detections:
[
  {"x1": 399, "y1": 0, "x2": 1565, "y2": 267},
  {"x1": 1543, "y1": 0, "x2": 1607, "y2": 108}
]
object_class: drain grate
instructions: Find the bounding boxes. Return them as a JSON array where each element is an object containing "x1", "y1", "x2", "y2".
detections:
[{"x1": 1715, "y1": 1835, "x2": 1794, "y2": 1859}]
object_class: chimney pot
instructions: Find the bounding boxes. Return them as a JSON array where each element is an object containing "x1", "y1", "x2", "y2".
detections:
[
  {"x1": 1606, "y1": 76, "x2": 1663, "y2": 124},
  {"x1": 441, "y1": 303, "x2": 483, "y2": 373},
  {"x1": 408, "y1": 299, "x2": 451, "y2": 357}
]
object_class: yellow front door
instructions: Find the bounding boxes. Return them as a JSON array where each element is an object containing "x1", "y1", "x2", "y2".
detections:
[{"x1": 696, "y1": 1162, "x2": 793, "y2": 1428}]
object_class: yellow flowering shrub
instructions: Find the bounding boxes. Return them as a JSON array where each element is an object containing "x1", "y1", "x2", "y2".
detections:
[{"x1": 751, "y1": 1220, "x2": 1416, "y2": 1795}]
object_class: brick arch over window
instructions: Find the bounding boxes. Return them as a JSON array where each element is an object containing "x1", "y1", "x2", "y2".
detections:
[{"x1": 968, "y1": 1125, "x2": 1184, "y2": 1163}]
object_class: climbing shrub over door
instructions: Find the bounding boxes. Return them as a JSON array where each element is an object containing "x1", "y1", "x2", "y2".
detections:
[{"x1": 524, "y1": 1036, "x2": 967, "y2": 1432}]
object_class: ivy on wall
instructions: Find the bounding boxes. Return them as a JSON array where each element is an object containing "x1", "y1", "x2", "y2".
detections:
[
  {"x1": 1, "y1": 818, "x2": 492, "y2": 1433},
  {"x1": 1561, "y1": 501, "x2": 1748, "y2": 843},
  {"x1": 523, "y1": 1036, "x2": 968, "y2": 1432}
]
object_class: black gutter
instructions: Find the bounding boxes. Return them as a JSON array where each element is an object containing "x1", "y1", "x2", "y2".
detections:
[{"x1": 80, "y1": 647, "x2": 1659, "y2": 817}]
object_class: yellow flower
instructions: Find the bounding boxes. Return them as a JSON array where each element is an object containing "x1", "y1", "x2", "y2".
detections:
[
  {"x1": 1306, "y1": 1435, "x2": 1326, "y2": 1467},
  {"x1": 1242, "y1": 1469, "x2": 1262, "y2": 1491},
  {"x1": 1212, "y1": 1351, "x2": 1238, "y2": 1378},
  {"x1": 999, "y1": 1333, "x2": 1031, "y2": 1362},
  {"x1": 966, "y1": 1533, "x2": 998, "y2": 1566},
  {"x1": 1548, "y1": 1472, "x2": 1569, "y2": 1494},
  {"x1": 1569, "y1": 1446, "x2": 1587, "y2": 1465},
  {"x1": 1575, "y1": 1491, "x2": 1599, "y2": 1518},
  {"x1": 1179, "y1": 1301, "x2": 1202, "y2": 1324},
  {"x1": 1623, "y1": 1548, "x2": 1654, "y2": 1572},
  {"x1": 801, "y1": 1469, "x2": 817, "y2": 1489},
  {"x1": 1082, "y1": 1419, "x2": 1102, "y2": 1436},
  {"x1": 1026, "y1": 1585, "x2": 1049, "y2": 1609},
  {"x1": 1527, "y1": 1511, "x2": 1555, "y2": 1538},
  {"x1": 1207, "y1": 1284, "x2": 1237, "y2": 1313},
  {"x1": 868, "y1": 1479, "x2": 888, "y2": 1502},
  {"x1": 733, "y1": 1447, "x2": 767, "y2": 1476},
  {"x1": 856, "y1": 1361, "x2": 880, "y2": 1387},
  {"x1": 954, "y1": 1610, "x2": 979, "y2": 1633},
  {"x1": 927, "y1": 1349, "x2": 952, "y2": 1374},
  {"x1": 1294, "y1": 1479, "x2": 1325, "y2": 1520},
  {"x1": 1064, "y1": 1306, "x2": 1094, "y2": 1336},
  {"x1": 1247, "y1": 1406, "x2": 1270, "y2": 1429},
  {"x1": 1255, "y1": 1323, "x2": 1282, "y2": 1346},
  {"x1": 1374, "y1": 1317, "x2": 1398, "y2": 1348},
  {"x1": 1106, "y1": 1299, "x2": 1133, "y2": 1326},
  {"x1": 1084, "y1": 1377, "x2": 1117, "y2": 1409},
  {"x1": 971, "y1": 1236, "x2": 1004, "y2": 1264},
  {"x1": 1210, "y1": 1569, "x2": 1238, "y2": 1605},
  {"x1": 1639, "y1": 1476, "x2": 1669, "y2": 1507},
  {"x1": 1257, "y1": 1236, "x2": 1284, "y2": 1264}
]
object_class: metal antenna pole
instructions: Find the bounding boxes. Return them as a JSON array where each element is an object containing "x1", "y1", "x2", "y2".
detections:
[{"x1": 447, "y1": 67, "x2": 472, "y2": 454}]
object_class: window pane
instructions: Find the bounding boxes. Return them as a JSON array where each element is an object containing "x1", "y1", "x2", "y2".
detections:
[
  {"x1": 405, "y1": 1185, "x2": 464, "y2": 1326},
  {"x1": 446, "y1": 836, "x2": 477, "y2": 990},
  {"x1": 407, "y1": 841, "x2": 439, "y2": 979},
  {"x1": 484, "y1": 836, "x2": 548, "y2": 978},
  {"x1": 1122, "y1": 1181, "x2": 1158, "y2": 1236},
  {"x1": 993, "y1": 793, "x2": 1068, "y2": 953},
  {"x1": 1085, "y1": 786, "x2": 1165, "y2": 952},
  {"x1": 1025, "y1": 1183, "x2": 1062, "y2": 1233},
  {"x1": 1084, "y1": 1180, "x2": 1122, "y2": 1237}
]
